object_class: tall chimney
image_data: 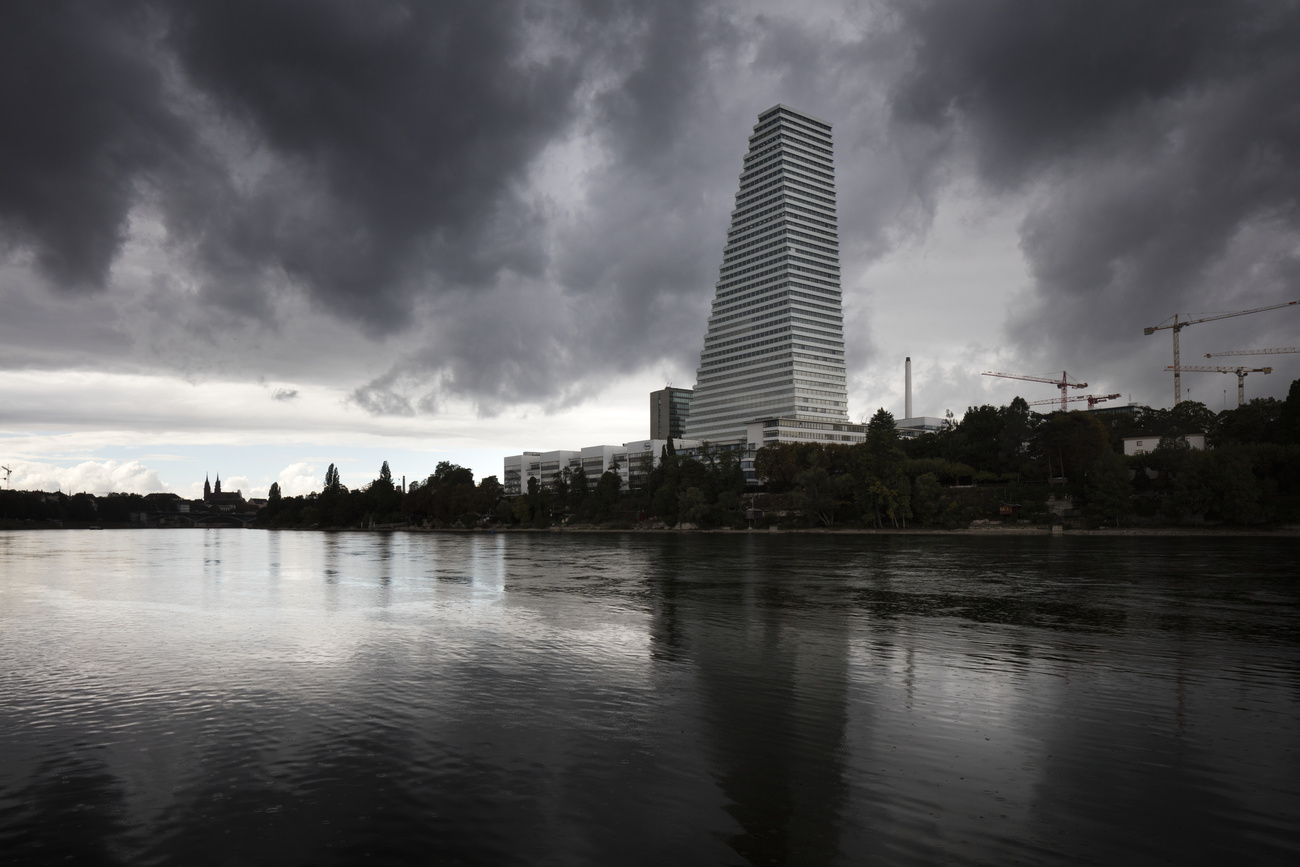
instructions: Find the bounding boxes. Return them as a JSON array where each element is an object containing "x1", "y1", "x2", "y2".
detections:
[{"x1": 905, "y1": 356, "x2": 913, "y2": 419}]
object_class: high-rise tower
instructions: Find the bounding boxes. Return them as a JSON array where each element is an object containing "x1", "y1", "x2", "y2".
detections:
[{"x1": 684, "y1": 105, "x2": 848, "y2": 444}]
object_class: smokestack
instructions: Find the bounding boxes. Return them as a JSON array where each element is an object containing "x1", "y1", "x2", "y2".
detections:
[{"x1": 905, "y1": 357, "x2": 913, "y2": 419}]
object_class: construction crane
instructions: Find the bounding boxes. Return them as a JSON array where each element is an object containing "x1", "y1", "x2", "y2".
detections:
[
  {"x1": 1205, "y1": 347, "x2": 1299, "y2": 358},
  {"x1": 1026, "y1": 393, "x2": 1122, "y2": 410},
  {"x1": 1, "y1": 465, "x2": 10, "y2": 489},
  {"x1": 981, "y1": 370, "x2": 1088, "y2": 412},
  {"x1": 1144, "y1": 300, "x2": 1298, "y2": 404},
  {"x1": 1165, "y1": 365, "x2": 1272, "y2": 407}
]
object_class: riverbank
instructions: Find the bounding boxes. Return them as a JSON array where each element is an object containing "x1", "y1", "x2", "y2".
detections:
[
  {"x1": 4, "y1": 521, "x2": 1297, "y2": 537},
  {"x1": 413, "y1": 523, "x2": 1300, "y2": 537}
]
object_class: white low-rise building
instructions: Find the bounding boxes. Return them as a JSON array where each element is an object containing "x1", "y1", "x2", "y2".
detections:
[
  {"x1": 1123, "y1": 433, "x2": 1207, "y2": 456},
  {"x1": 505, "y1": 439, "x2": 702, "y2": 495},
  {"x1": 895, "y1": 416, "x2": 949, "y2": 439}
]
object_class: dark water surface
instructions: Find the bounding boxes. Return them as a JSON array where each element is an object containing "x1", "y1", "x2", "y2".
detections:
[{"x1": 1, "y1": 530, "x2": 1298, "y2": 866}]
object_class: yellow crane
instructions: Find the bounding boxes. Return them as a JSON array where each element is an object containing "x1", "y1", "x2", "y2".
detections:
[
  {"x1": 1143, "y1": 300, "x2": 1298, "y2": 404},
  {"x1": 1164, "y1": 365, "x2": 1272, "y2": 407},
  {"x1": 1204, "y1": 347, "x2": 1299, "y2": 358},
  {"x1": 1026, "y1": 393, "x2": 1121, "y2": 410}
]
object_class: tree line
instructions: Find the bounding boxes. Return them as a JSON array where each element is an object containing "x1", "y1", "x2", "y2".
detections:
[
  {"x1": 259, "y1": 377, "x2": 1300, "y2": 530},
  {"x1": 5, "y1": 379, "x2": 1295, "y2": 530}
]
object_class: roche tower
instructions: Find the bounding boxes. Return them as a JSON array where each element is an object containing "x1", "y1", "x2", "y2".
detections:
[{"x1": 683, "y1": 105, "x2": 848, "y2": 444}]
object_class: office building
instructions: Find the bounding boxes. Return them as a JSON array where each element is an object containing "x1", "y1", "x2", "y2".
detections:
[
  {"x1": 505, "y1": 438, "x2": 701, "y2": 495},
  {"x1": 683, "y1": 104, "x2": 849, "y2": 445},
  {"x1": 650, "y1": 387, "x2": 693, "y2": 440}
]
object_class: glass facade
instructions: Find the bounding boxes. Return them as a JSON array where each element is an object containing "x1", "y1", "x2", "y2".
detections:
[
  {"x1": 684, "y1": 105, "x2": 849, "y2": 444},
  {"x1": 650, "y1": 387, "x2": 693, "y2": 440}
]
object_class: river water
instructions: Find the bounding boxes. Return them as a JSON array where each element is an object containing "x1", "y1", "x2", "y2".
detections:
[{"x1": 1, "y1": 530, "x2": 1297, "y2": 866}]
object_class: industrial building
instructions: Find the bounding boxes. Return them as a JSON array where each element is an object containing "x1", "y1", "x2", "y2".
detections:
[{"x1": 892, "y1": 356, "x2": 947, "y2": 437}]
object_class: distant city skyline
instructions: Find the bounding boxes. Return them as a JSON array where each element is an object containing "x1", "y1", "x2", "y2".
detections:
[{"x1": 2, "y1": 1, "x2": 1298, "y2": 496}]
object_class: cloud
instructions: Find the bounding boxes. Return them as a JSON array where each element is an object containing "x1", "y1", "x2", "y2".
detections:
[
  {"x1": 277, "y1": 462, "x2": 319, "y2": 497},
  {"x1": 888, "y1": 0, "x2": 1300, "y2": 365},
  {"x1": 3, "y1": 0, "x2": 1297, "y2": 433},
  {"x1": 0, "y1": 1, "x2": 190, "y2": 290},
  {"x1": 349, "y1": 375, "x2": 416, "y2": 417},
  {"x1": 6, "y1": 460, "x2": 168, "y2": 495}
]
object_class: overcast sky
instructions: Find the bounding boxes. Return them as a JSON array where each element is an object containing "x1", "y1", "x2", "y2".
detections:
[{"x1": 3, "y1": 0, "x2": 1299, "y2": 497}]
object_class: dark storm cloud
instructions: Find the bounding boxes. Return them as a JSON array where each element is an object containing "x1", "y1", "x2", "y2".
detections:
[
  {"x1": 0, "y1": 1, "x2": 188, "y2": 289},
  {"x1": 160, "y1": 0, "x2": 589, "y2": 333},
  {"x1": 0, "y1": 0, "x2": 595, "y2": 329},
  {"x1": 1, "y1": 0, "x2": 747, "y2": 410},
  {"x1": 889, "y1": 0, "x2": 1300, "y2": 359},
  {"x1": 15, "y1": 0, "x2": 1292, "y2": 419}
]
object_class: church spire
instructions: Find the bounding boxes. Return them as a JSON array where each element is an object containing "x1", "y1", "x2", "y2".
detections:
[
  {"x1": 204, "y1": 475, "x2": 211, "y2": 500},
  {"x1": 214, "y1": 474, "x2": 222, "y2": 494}
]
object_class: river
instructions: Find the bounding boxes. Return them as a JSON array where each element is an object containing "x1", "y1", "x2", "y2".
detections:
[{"x1": 1, "y1": 530, "x2": 1297, "y2": 865}]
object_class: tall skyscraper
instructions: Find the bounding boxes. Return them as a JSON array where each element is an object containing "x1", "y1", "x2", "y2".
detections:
[{"x1": 683, "y1": 105, "x2": 849, "y2": 444}]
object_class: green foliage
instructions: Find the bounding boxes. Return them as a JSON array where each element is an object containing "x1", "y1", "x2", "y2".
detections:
[
  {"x1": 1201, "y1": 449, "x2": 1263, "y2": 524},
  {"x1": 1084, "y1": 451, "x2": 1132, "y2": 527},
  {"x1": 1036, "y1": 411, "x2": 1112, "y2": 481},
  {"x1": 792, "y1": 467, "x2": 840, "y2": 526},
  {"x1": 76, "y1": 378, "x2": 1300, "y2": 533},
  {"x1": 911, "y1": 473, "x2": 943, "y2": 525},
  {"x1": 592, "y1": 470, "x2": 622, "y2": 517}
]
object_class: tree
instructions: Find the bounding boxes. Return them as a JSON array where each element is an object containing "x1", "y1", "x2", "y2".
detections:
[
  {"x1": 866, "y1": 407, "x2": 898, "y2": 447},
  {"x1": 753, "y1": 442, "x2": 804, "y2": 492},
  {"x1": 1276, "y1": 379, "x2": 1300, "y2": 444},
  {"x1": 432, "y1": 461, "x2": 474, "y2": 488},
  {"x1": 1085, "y1": 451, "x2": 1132, "y2": 527},
  {"x1": 1166, "y1": 400, "x2": 1216, "y2": 436},
  {"x1": 526, "y1": 475, "x2": 550, "y2": 528},
  {"x1": 951, "y1": 404, "x2": 1003, "y2": 472},
  {"x1": 475, "y1": 475, "x2": 503, "y2": 515},
  {"x1": 996, "y1": 396, "x2": 1033, "y2": 474},
  {"x1": 1202, "y1": 450, "x2": 1263, "y2": 524},
  {"x1": 592, "y1": 470, "x2": 622, "y2": 521},
  {"x1": 569, "y1": 466, "x2": 589, "y2": 511},
  {"x1": 793, "y1": 466, "x2": 843, "y2": 527},
  {"x1": 1035, "y1": 411, "x2": 1111, "y2": 481},
  {"x1": 1213, "y1": 398, "x2": 1280, "y2": 446},
  {"x1": 911, "y1": 473, "x2": 943, "y2": 525},
  {"x1": 366, "y1": 460, "x2": 399, "y2": 519}
]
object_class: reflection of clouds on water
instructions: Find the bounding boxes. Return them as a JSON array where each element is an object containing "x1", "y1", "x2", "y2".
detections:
[
  {"x1": 843, "y1": 631, "x2": 1046, "y2": 860},
  {"x1": 1, "y1": 531, "x2": 1298, "y2": 863}
]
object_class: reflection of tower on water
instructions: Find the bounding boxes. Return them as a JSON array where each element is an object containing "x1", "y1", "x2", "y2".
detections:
[{"x1": 648, "y1": 536, "x2": 853, "y2": 864}]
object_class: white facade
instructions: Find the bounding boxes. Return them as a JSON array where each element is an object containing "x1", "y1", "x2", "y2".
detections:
[
  {"x1": 896, "y1": 416, "x2": 949, "y2": 439},
  {"x1": 1123, "y1": 433, "x2": 1207, "y2": 456},
  {"x1": 505, "y1": 439, "x2": 701, "y2": 495},
  {"x1": 503, "y1": 452, "x2": 539, "y2": 496},
  {"x1": 745, "y1": 418, "x2": 865, "y2": 451},
  {"x1": 684, "y1": 105, "x2": 849, "y2": 445}
]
